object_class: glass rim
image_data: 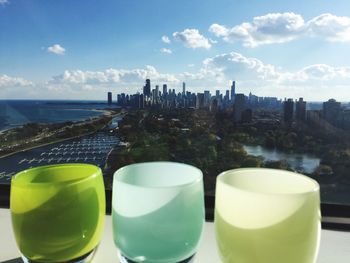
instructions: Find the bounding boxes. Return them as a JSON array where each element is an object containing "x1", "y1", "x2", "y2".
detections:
[
  {"x1": 11, "y1": 163, "x2": 102, "y2": 188},
  {"x1": 217, "y1": 168, "x2": 320, "y2": 196},
  {"x1": 113, "y1": 161, "x2": 203, "y2": 189}
]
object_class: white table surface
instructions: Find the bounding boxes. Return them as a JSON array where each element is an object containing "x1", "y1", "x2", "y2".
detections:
[{"x1": 1, "y1": 208, "x2": 350, "y2": 262}]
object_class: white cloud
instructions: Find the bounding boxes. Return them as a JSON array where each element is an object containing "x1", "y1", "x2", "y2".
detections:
[
  {"x1": 50, "y1": 65, "x2": 179, "y2": 86},
  {"x1": 161, "y1": 35, "x2": 171, "y2": 44},
  {"x1": 209, "y1": 12, "x2": 350, "y2": 47},
  {"x1": 0, "y1": 0, "x2": 9, "y2": 5},
  {"x1": 2, "y1": 56, "x2": 350, "y2": 100},
  {"x1": 173, "y1": 28, "x2": 211, "y2": 49},
  {"x1": 160, "y1": 48, "x2": 172, "y2": 54},
  {"x1": 307, "y1": 13, "x2": 350, "y2": 42},
  {"x1": 0, "y1": 74, "x2": 33, "y2": 87},
  {"x1": 194, "y1": 52, "x2": 350, "y2": 100},
  {"x1": 47, "y1": 44, "x2": 66, "y2": 55}
]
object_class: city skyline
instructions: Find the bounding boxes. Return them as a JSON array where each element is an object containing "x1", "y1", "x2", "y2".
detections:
[{"x1": 1, "y1": 0, "x2": 350, "y2": 100}]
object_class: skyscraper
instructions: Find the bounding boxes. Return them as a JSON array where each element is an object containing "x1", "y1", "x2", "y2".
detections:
[
  {"x1": 162, "y1": 84, "x2": 167, "y2": 97},
  {"x1": 216, "y1": 90, "x2": 220, "y2": 99},
  {"x1": 155, "y1": 85, "x2": 159, "y2": 101},
  {"x1": 296, "y1": 98, "x2": 306, "y2": 121},
  {"x1": 196, "y1": 93, "x2": 205, "y2": 109},
  {"x1": 234, "y1": 93, "x2": 246, "y2": 122},
  {"x1": 284, "y1": 98, "x2": 294, "y2": 123},
  {"x1": 204, "y1": 90, "x2": 211, "y2": 107},
  {"x1": 143, "y1": 79, "x2": 151, "y2": 97},
  {"x1": 182, "y1": 82, "x2": 186, "y2": 96},
  {"x1": 107, "y1": 92, "x2": 112, "y2": 104},
  {"x1": 323, "y1": 99, "x2": 341, "y2": 126},
  {"x1": 230, "y1": 81, "x2": 236, "y2": 103}
]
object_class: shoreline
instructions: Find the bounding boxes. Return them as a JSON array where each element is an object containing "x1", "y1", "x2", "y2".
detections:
[
  {"x1": 0, "y1": 107, "x2": 116, "y2": 134},
  {"x1": 0, "y1": 111, "x2": 122, "y2": 159}
]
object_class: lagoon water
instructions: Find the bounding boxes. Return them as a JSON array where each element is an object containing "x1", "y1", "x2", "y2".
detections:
[
  {"x1": 243, "y1": 145, "x2": 321, "y2": 174},
  {"x1": 0, "y1": 100, "x2": 116, "y2": 131}
]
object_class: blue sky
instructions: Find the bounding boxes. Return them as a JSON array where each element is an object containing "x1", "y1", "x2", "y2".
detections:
[{"x1": 1, "y1": 0, "x2": 350, "y2": 100}]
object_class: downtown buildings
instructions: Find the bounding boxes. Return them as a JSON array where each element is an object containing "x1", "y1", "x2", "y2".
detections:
[{"x1": 111, "y1": 79, "x2": 350, "y2": 130}]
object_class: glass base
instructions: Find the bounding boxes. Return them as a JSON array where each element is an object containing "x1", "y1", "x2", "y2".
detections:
[
  {"x1": 118, "y1": 251, "x2": 195, "y2": 263},
  {"x1": 21, "y1": 248, "x2": 97, "y2": 263}
]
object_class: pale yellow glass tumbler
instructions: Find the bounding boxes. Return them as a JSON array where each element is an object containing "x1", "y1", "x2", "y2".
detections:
[{"x1": 215, "y1": 168, "x2": 321, "y2": 263}]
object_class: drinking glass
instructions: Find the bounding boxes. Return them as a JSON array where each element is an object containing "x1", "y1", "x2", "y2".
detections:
[
  {"x1": 112, "y1": 162, "x2": 204, "y2": 263},
  {"x1": 215, "y1": 168, "x2": 320, "y2": 263},
  {"x1": 10, "y1": 163, "x2": 106, "y2": 263}
]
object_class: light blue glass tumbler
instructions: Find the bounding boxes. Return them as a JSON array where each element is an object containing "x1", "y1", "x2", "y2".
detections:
[{"x1": 112, "y1": 162, "x2": 205, "y2": 263}]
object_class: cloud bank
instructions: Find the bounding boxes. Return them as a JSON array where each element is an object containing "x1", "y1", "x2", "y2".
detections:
[
  {"x1": 1, "y1": 54, "x2": 349, "y2": 100},
  {"x1": 209, "y1": 13, "x2": 350, "y2": 47}
]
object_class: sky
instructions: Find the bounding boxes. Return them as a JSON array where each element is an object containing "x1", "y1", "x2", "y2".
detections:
[{"x1": 1, "y1": 0, "x2": 350, "y2": 101}]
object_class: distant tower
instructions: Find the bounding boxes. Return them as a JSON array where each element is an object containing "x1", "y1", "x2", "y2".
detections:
[
  {"x1": 296, "y1": 98, "x2": 306, "y2": 121},
  {"x1": 323, "y1": 99, "x2": 341, "y2": 126},
  {"x1": 107, "y1": 92, "x2": 112, "y2": 104},
  {"x1": 234, "y1": 93, "x2": 245, "y2": 122},
  {"x1": 204, "y1": 90, "x2": 211, "y2": 107},
  {"x1": 182, "y1": 82, "x2": 186, "y2": 96},
  {"x1": 284, "y1": 98, "x2": 294, "y2": 123},
  {"x1": 155, "y1": 85, "x2": 159, "y2": 101},
  {"x1": 162, "y1": 84, "x2": 167, "y2": 97},
  {"x1": 143, "y1": 79, "x2": 151, "y2": 97},
  {"x1": 216, "y1": 90, "x2": 220, "y2": 99},
  {"x1": 230, "y1": 81, "x2": 236, "y2": 103},
  {"x1": 196, "y1": 93, "x2": 205, "y2": 109}
]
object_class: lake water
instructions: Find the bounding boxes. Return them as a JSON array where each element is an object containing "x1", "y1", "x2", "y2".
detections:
[
  {"x1": 0, "y1": 100, "x2": 118, "y2": 131},
  {"x1": 243, "y1": 145, "x2": 321, "y2": 174}
]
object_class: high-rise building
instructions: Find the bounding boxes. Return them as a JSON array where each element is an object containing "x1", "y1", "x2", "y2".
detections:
[
  {"x1": 162, "y1": 84, "x2": 167, "y2": 97},
  {"x1": 182, "y1": 82, "x2": 186, "y2": 96},
  {"x1": 216, "y1": 90, "x2": 220, "y2": 99},
  {"x1": 143, "y1": 79, "x2": 151, "y2": 97},
  {"x1": 323, "y1": 99, "x2": 341, "y2": 126},
  {"x1": 204, "y1": 90, "x2": 211, "y2": 107},
  {"x1": 234, "y1": 93, "x2": 246, "y2": 122},
  {"x1": 296, "y1": 98, "x2": 306, "y2": 121},
  {"x1": 196, "y1": 93, "x2": 205, "y2": 109},
  {"x1": 230, "y1": 81, "x2": 236, "y2": 103},
  {"x1": 139, "y1": 94, "x2": 144, "y2": 109},
  {"x1": 225, "y1": 90, "x2": 230, "y2": 101},
  {"x1": 155, "y1": 85, "x2": 159, "y2": 101},
  {"x1": 107, "y1": 92, "x2": 112, "y2": 104},
  {"x1": 283, "y1": 98, "x2": 294, "y2": 123}
]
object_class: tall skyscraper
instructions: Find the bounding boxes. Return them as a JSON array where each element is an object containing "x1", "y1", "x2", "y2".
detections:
[
  {"x1": 230, "y1": 81, "x2": 236, "y2": 103},
  {"x1": 323, "y1": 99, "x2": 341, "y2": 126},
  {"x1": 182, "y1": 82, "x2": 186, "y2": 96},
  {"x1": 143, "y1": 79, "x2": 151, "y2": 97},
  {"x1": 162, "y1": 84, "x2": 167, "y2": 97},
  {"x1": 284, "y1": 98, "x2": 294, "y2": 123},
  {"x1": 225, "y1": 90, "x2": 230, "y2": 101},
  {"x1": 216, "y1": 90, "x2": 220, "y2": 99},
  {"x1": 196, "y1": 93, "x2": 205, "y2": 109},
  {"x1": 155, "y1": 85, "x2": 159, "y2": 101},
  {"x1": 234, "y1": 93, "x2": 245, "y2": 122},
  {"x1": 296, "y1": 98, "x2": 306, "y2": 121},
  {"x1": 204, "y1": 90, "x2": 211, "y2": 107},
  {"x1": 107, "y1": 92, "x2": 112, "y2": 104}
]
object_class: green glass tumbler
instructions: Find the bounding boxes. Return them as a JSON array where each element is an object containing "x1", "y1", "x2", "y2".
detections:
[
  {"x1": 112, "y1": 162, "x2": 205, "y2": 263},
  {"x1": 10, "y1": 164, "x2": 106, "y2": 263},
  {"x1": 215, "y1": 168, "x2": 321, "y2": 263}
]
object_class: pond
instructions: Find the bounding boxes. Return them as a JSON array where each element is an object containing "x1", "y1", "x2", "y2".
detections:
[{"x1": 243, "y1": 145, "x2": 321, "y2": 174}]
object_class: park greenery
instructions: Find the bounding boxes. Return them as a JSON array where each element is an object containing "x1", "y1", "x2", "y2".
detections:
[{"x1": 106, "y1": 108, "x2": 350, "y2": 193}]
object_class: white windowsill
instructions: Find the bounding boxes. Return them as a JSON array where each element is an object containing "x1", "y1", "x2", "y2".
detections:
[{"x1": 1, "y1": 208, "x2": 350, "y2": 262}]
